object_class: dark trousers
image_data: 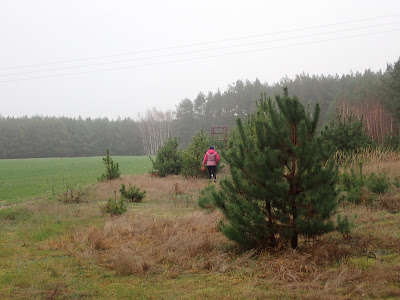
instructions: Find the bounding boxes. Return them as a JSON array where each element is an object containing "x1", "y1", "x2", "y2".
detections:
[{"x1": 207, "y1": 166, "x2": 217, "y2": 179}]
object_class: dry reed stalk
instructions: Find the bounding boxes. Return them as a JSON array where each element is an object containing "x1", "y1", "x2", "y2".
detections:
[
  {"x1": 335, "y1": 148, "x2": 400, "y2": 182},
  {"x1": 335, "y1": 148, "x2": 400, "y2": 168}
]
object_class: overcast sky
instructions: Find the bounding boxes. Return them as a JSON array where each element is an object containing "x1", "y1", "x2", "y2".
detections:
[{"x1": 1, "y1": 0, "x2": 399, "y2": 119}]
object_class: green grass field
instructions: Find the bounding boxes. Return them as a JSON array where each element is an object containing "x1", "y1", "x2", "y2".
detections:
[{"x1": 0, "y1": 156, "x2": 152, "y2": 205}]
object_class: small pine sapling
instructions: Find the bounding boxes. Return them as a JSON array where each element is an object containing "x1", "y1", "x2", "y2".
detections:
[
  {"x1": 103, "y1": 192, "x2": 126, "y2": 216},
  {"x1": 392, "y1": 177, "x2": 400, "y2": 189},
  {"x1": 339, "y1": 163, "x2": 368, "y2": 204},
  {"x1": 150, "y1": 137, "x2": 182, "y2": 177},
  {"x1": 321, "y1": 109, "x2": 374, "y2": 153},
  {"x1": 98, "y1": 149, "x2": 121, "y2": 181},
  {"x1": 119, "y1": 183, "x2": 146, "y2": 203},
  {"x1": 197, "y1": 184, "x2": 216, "y2": 211},
  {"x1": 367, "y1": 172, "x2": 391, "y2": 194}
]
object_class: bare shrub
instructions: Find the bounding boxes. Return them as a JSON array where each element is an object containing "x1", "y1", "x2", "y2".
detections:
[{"x1": 56, "y1": 184, "x2": 88, "y2": 203}]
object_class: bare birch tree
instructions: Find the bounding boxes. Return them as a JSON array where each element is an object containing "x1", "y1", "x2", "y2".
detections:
[{"x1": 138, "y1": 108, "x2": 172, "y2": 155}]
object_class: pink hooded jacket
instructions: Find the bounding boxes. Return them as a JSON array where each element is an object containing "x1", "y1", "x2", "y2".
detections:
[{"x1": 203, "y1": 149, "x2": 220, "y2": 166}]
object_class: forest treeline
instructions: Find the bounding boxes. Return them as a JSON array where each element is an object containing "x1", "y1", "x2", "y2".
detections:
[
  {"x1": 1, "y1": 58, "x2": 399, "y2": 159},
  {"x1": 0, "y1": 117, "x2": 144, "y2": 159}
]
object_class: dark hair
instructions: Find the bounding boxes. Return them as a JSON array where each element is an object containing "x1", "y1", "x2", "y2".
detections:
[{"x1": 209, "y1": 146, "x2": 215, "y2": 149}]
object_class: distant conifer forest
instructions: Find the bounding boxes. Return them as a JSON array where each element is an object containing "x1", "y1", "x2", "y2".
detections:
[{"x1": 1, "y1": 57, "x2": 399, "y2": 159}]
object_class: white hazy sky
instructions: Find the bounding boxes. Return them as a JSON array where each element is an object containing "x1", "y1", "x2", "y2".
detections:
[{"x1": 1, "y1": 0, "x2": 399, "y2": 119}]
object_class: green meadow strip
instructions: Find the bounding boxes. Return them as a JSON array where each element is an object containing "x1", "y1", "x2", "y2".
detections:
[{"x1": 0, "y1": 156, "x2": 152, "y2": 205}]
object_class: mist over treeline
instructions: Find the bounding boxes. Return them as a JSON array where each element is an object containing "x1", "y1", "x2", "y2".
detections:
[
  {"x1": 0, "y1": 117, "x2": 144, "y2": 159},
  {"x1": 1, "y1": 58, "x2": 399, "y2": 159}
]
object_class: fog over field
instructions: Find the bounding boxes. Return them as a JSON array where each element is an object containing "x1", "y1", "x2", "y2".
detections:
[{"x1": 1, "y1": 0, "x2": 399, "y2": 119}]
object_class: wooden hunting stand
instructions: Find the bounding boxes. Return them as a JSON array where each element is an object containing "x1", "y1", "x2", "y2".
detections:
[{"x1": 210, "y1": 126, "x2": 227, "y2": 148}]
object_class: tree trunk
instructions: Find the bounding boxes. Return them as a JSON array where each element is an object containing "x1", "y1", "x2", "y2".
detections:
[
  {"x1": 265, "y1": 199, "x2": 276, "y2": 248},
  {"x1": 291, "y1": 231, "x2": 298, "y2": 249}
]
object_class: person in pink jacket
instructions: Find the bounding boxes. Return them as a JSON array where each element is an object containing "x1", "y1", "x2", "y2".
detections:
[{"x1": 202, "y1": 146, "x2": 220, "y2": 181}]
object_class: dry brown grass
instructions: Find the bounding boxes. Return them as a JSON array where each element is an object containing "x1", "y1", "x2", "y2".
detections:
[
  {"x1": 362, "y1": 160, "x2": 400, "y2": 179},
  {"x1": 48, "y1": 167, "x2": 400, "y2": 299},
  {"x1": 335, "y1": 148, "x2": 400, "y2": 178},
  {"x1": 53, "y1": 196, "x2": 400, "y2": 298},
  {"x1": 335, "y1": 147, "x2": 400, "y2": 165},
  {"x1": 252, "y1": 228, "x2": 400, "y2": 299},
  {"x1": 336, "y1": 148, "x2": 400, "y2": 212},
  {"x1": 93, "y1": 174, "x2": 210, "y2": 205},
  {"x1": 378, "y1": 193, "x2": 400, "y2": 212},
  {"x1": 72, "y1": 210, "x2": 232, "y2": 275}
]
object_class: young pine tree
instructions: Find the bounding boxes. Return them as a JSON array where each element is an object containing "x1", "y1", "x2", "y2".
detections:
[
  {"x1": 321, "y1": 109, "x2": 374, "y2": 153},
  {"x1": 181, "y1": 130, "x2": 210, "y2": 177},
  {"x1": 150, "y1": 137, "x2": 182, "y2": 177},
  {"x1": 213, "y1": 88, "x2": 342, "y2": 249},
  {"x1": 98, "y1": 149, "x2": 121, "y2": 181}
]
